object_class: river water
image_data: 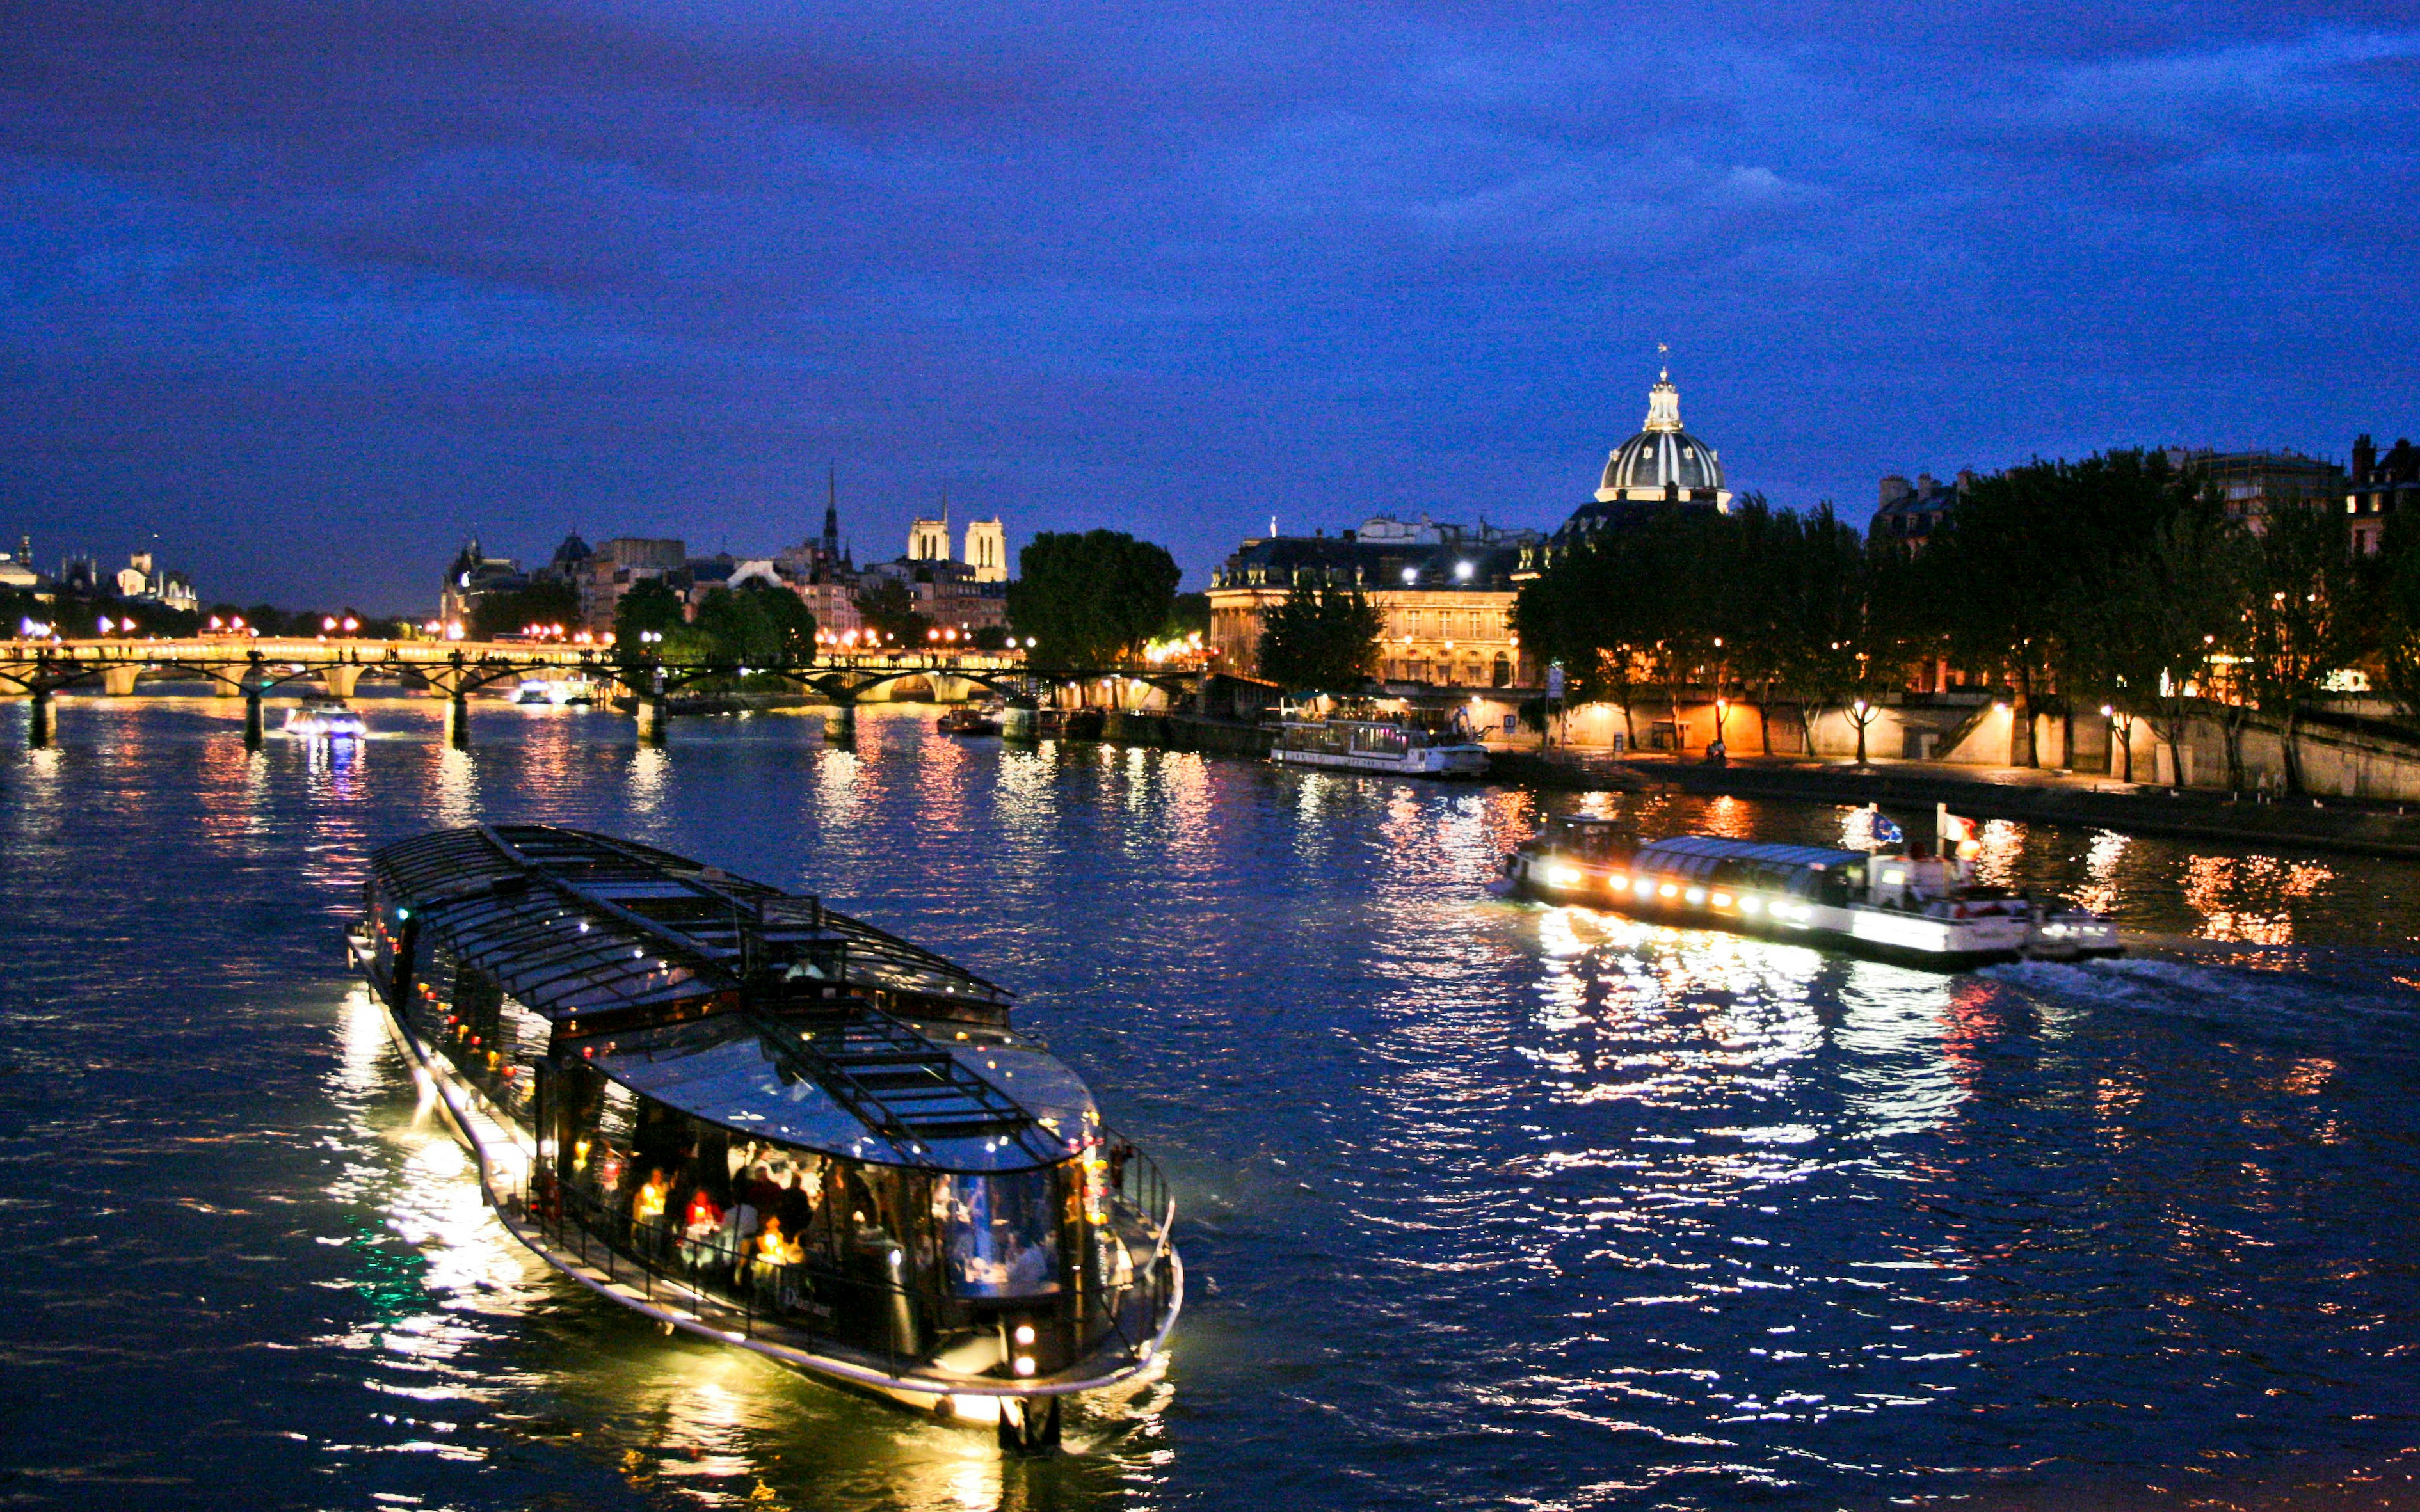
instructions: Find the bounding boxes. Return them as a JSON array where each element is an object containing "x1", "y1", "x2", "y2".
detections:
[{"x1": 3, "y1": 694, "x2": 2418, "y2": 1511}]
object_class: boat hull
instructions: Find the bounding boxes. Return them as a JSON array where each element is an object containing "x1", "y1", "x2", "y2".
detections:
[
  {"x1": 348, "y1": 932, "x2": 1180, "y2": 1423},
  {"x1": 1504, "y1": 854, "x2": 2033, "y2": 971},
  {"x1": 1271, "y1": 747, "x2": 1491, "y2": 779}
]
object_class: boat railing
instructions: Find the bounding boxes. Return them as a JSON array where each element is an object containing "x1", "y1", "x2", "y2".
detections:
[{"x1": 495, "y1": 1166, "x2": 1174, "y2": 1390}]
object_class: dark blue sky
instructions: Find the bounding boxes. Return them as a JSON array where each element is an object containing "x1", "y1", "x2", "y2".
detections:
[{"x1": 4, "y1": 1, "x2": 2416, "y2": 610}]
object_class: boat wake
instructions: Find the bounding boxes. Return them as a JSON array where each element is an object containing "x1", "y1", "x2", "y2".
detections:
[{"x1": 1983, "y1": 952, "x2": 2420, "y2": 1060}]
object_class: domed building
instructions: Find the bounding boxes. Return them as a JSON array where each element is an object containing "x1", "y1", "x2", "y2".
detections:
[
  {"x1": 1578, "y1": 368, "x2": 1730, "y2": 516},
  {"x1": 1521, "y1": 369, "x2": 1735, "y2": 574}
]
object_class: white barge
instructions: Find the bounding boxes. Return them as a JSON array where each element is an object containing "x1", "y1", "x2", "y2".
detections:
[
  {"x1": 1505, "y1": 816, "x2": 2119, "y2": 969},
  {"x1": 349, "y1": 824, "x2": 1178, "y2": 1451},
  {"x1": 1270, "y1": 718, "x2": 1491, "y2": 779}
]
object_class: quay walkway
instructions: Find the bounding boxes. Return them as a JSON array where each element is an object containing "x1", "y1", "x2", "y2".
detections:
[{"x1": 1498, "y1": 751, "x2": 2420, "y2": 863}]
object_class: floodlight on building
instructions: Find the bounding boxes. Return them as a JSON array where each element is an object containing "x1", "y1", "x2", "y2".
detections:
[{"x1": 1454, "y1": 561, "x2": 1473, "y2": 581}]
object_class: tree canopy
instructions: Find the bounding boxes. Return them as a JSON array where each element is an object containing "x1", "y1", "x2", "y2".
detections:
[
  {"x1": 853, "y1": 578, "x2": 931, "y2": 648},
  {"x1": 470, "y1": 579, "x2": 581, "y2": 641},
  {"x1": 1007, "y1": 530, "x2": 1182, "y2": 665},
  {"x1": 1257, "y1": 585, "x2": 1383, "y2": 692}
]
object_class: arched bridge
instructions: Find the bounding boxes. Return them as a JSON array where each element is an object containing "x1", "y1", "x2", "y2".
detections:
[{"x1": 0, "y1": 636, "x2": 1211, "y2": 747}]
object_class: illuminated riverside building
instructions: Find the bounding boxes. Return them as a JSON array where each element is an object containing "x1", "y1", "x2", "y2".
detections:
[
  {"x1": 1206, "y1": 514, "x2": 1537, "y2": 688},
  {"x1": 1209, "y1": 370, "x2": 1742, "y2": 689}
]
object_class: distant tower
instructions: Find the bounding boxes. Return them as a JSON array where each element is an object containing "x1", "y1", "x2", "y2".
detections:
[
  {"x1": 822, "y1": 462, "x2": 842, "y2": 562},
  {"x1": 909, "y1": 482, "x2": 950, "y2": 562},
  {"x1": 963, "y1": 517, "x2": 1006, "y2": 582},
  {"x1": 909, "y1": 516, "x2": 950, "y2": 561}
]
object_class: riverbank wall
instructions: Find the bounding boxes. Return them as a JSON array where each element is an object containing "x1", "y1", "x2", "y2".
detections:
[
  {"x1": 1496, "y1": 752, "x2": 2420, "y2": 863},
  {"x1": 1100, "y1": 710, "x2": 1274, "y2": 758}
]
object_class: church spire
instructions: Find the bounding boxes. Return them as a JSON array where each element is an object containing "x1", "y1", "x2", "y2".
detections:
[{"x1": 822, "y1": 460, "x2": 840, "y2": 561}]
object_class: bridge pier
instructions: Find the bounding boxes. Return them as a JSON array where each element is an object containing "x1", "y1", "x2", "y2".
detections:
[
  {"x1": 323, "y1": 664, "x2": 363, "y2": 699},
  {"x1": 448, "y1": 693, "x2": 472, "y2": 750},
  {"x1": 641, "y1": 696, "x2": 667, "y2": 747},
  {"x1": 100, "y1": 665, "x2": 142, "y2": 697},
  {"x1": 28, "y1": 688, "x2": 51, "y2": 749},
  {"x1": 824, "y1": 701, "x2": 856, "y2": 745},
  {"x1": 243, "y1": 690, "x2": 264, "y2": 750}
]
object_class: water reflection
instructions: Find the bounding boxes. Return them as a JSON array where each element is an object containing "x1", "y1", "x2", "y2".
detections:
[
  {"x1": 10, "y1": 703, "x2": 2420, "y2": 1509},
  {"x1": 2181, "y1": 852, "x2": 2335, "y2": 945}
]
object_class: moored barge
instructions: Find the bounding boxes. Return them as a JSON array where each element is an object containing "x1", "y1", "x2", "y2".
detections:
[
  {"x1": 1505, "y1": 816, "x2": 2119, "y2": 968},
  {"x1": 1270, "y1": 717, "x2": 1491, "y2": 779},
  {"x1": 348, "y1": 824, "x2": 1179, "y2": 1450}
]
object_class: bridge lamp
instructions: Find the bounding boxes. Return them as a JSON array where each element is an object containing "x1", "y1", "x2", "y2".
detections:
[
  {"x1": 1402, "y1": 567, "x2": 1419, "y2": 584},
  {"x1": 342, "y1": 617, "x2": 358, "y2": 632},
  {"x1": 322, "y1": 616, "x2": 337, "y2": 632},
  {"x1": 1454, "y1": 561, "x2": 1473, "y2": 581},
  {"x1": 97, "y1": 616, "x2": 113, "y2": 633},
  {"x1": 229, "y1": 616, "x2": 245, "y2": 630}
]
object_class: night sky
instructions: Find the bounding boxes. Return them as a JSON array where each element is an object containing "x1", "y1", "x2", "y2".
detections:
[{"x1": 4, "y1": 2, "x2": 2416, "y2": 611}]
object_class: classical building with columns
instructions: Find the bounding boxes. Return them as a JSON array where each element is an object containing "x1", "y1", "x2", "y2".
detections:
[
  {"x1": 1210, "y1": 369, "x2": 1740, "y2": 688},
  {"x1": 1208, "y1": 514, "x2": 1537, "y2": 687}
]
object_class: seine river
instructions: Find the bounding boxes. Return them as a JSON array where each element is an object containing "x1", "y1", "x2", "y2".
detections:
[{"x1": 4, "y1": 694, "x2": 2419, "y2": 1511}]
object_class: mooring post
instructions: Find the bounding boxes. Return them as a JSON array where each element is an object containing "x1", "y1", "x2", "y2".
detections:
[
  {"x1": 243, "y1": 689, "x2": 264, "y2": 751},
  {"x1": 28, "y1": 687, "x2": 51, "y2": 749}
]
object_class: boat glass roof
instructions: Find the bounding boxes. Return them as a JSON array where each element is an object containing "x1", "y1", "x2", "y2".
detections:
[
  {"x1": 1636, "y1": 836, "x2": 1866, "y2": 870},
  {"x1": 367, "y1": 824, "x2": 1009, "y2": 1021}
]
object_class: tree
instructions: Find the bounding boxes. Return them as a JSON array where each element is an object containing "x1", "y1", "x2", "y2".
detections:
[
  {"x1": 613, "y1": 579, "x2": 685, "y2": 662},
  {"x1": 1007, "y1": 530, "x2": 1182, "y2": 665},
  {"x1": 1166, "y1": 591, "x2": 1211, "y2": 641},
  {"x1": 471, "y1": 580, "x2": 581, "y2": 641},
  {"x1": 2063, "y1": 482, "x2": 2245, "y2": 785},
  {"x1": 2240, "y1": 501, "x2": 2366, "y2": 793},
  {"x1": 2374, "y1": 506, "x2": 2420, "y2": 724},
  {"x1": 1909, "y1": 454, "x2": 2171, "y2": 765},
  {"x1": 854, "y1": 578, "x2": 931, "y2": 648},
  {"x1": 1257, "y1": 585, "x2": 1384, "y2": 692},
  {"x1": 691, "y1": 579, "x2": 815, "y2": 665}
]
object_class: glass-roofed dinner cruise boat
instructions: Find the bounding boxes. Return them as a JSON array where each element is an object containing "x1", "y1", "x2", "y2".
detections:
[
  {"x1": 1505, "y1": 816, "x2": 2119, "y2": 969},
  {"x1": 348, "y1": 825, "x2": 1179, "y2": 1451}
]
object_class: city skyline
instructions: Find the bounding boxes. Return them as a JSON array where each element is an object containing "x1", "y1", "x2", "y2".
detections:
[{"x1": 3, "y1": 2, "x2": 2415, "y2": 607}]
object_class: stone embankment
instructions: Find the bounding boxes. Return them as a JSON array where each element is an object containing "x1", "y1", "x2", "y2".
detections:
[
  {"x1": 1494, "y1": 752, "x2": 2420, "y2": 863},
  {"x1": 1100, "y1": 710, "x2": 1274, "y2": 758},
  {"x1": 1084, "y1": 714, "x2": 2420, "y2": 863}
]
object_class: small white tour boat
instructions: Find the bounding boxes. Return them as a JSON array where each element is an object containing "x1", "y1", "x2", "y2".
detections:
[
  {"x1": 283, "y1": 695, "x2": 365, "y2": 740},
  {"x1": 1504, "y1": 814, "x2": 2120, "y2": 969}
]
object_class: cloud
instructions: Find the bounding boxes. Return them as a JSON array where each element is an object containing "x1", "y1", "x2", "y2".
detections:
[{"x1": 0, "y1": 2, "x2": 2412, "y2": 606}]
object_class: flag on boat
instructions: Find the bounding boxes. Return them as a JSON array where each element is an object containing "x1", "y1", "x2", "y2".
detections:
[
  {"x1": 1937, "y1": 804, "x2": 1980, "y2": 856},
  {"x1": 1848, "y1": 804, "x2": 1902, "y2": 848}
]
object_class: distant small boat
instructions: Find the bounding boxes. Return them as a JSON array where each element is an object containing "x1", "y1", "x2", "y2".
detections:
[
  {"x1": 284, "y1": 695, "x2": 365, "y2": 740},
  {"x1": 938, "y1": 707, "x2": 1002, "y2": 737},
  {"x1": 515, "y1": 679, "x2": 552, "y2": 705}
]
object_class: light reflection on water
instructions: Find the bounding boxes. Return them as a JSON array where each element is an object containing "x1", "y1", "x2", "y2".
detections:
[{"x1": 3, "y1": 696, "x2": 2419, "y2": 1509}]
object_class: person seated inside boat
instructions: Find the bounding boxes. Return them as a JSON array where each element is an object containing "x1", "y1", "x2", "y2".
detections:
[
  {"x1": 747, "y1": 1216, "x2": 808, "y2": 1308},
  {"x1": 678, "y1": 1185, "x2": 725, "y2": 1268},
  {"x1": 631, "y1": 1168, "x2": 673, "y2": 1252}
]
